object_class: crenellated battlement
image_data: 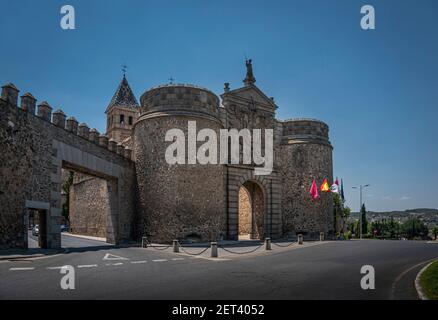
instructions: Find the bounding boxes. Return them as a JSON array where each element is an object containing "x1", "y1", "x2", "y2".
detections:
[
  {"x1": 138, "y1": 84, "x2": 220, "y2": 123},
  {"x1": 280, "y1": 118, "x2": 331, "y2": 146},
  {"x1": 0, "y1": 83, "x2": 133, "y2": 161}
]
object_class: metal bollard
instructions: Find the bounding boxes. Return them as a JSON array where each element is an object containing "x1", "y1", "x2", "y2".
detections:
[
  {"x1": 211, "y1": 242, "x2": 218, "y2": 258},
  {"x1": 265, "y1": 238, "x2": 272, "y2": 250},
  {"x1": 320, "y1": 232, "x2": 324, "y2": 242},
  {"x1": 298, "y1": 234, "x2": 303, "y2": 245},
  {"x1": 173, "y1": 240, "x2": 179, "y2": 253},
  {"x1": 142, "y1": 236, "x2": 148, "y2": 248}
]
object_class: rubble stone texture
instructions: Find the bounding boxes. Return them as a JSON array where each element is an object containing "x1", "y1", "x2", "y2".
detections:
[{"x1": 69, "y1": 173, "x2": 108, "y2": 238}]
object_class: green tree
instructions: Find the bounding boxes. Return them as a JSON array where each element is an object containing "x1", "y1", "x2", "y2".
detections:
[
  {"x1": 61, "y1": 171, "x2": 74, "y2": 224},
  {"x1": 431, "y1": 226, "x2": 438, "y2": 240},
  {"x1": 402, "y1": 217, "x2": 428, "y2": 240},
  {"x1": 342, "y1": 206, "x2": 351, "y2": 221},
  {"x1": 360, "y1": 203, "x2": 368, "y2": 235},
  {"x1": 333, "y1": 193, "x2": 342, "y2": 233},
  {"x1": 333, "y1": 193, "x2": 352, "y2": 235}
]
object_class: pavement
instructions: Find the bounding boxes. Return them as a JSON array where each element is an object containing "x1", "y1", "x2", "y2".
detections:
[{"x1": 0, "y1": 237, "x2": 437, "y2": 300}]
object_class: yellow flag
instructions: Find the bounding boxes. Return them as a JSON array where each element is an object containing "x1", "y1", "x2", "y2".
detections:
[{"x1": 320, "y1": 179, "x2": 330, "y2": 192}]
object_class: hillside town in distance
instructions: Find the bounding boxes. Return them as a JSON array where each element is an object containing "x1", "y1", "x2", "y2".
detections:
[{"x1": 347, "y1": 208, "x2": 438, "y2": 240}]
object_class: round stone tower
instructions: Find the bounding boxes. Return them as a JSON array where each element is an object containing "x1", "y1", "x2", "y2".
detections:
[
  {"x1": 133, "y1": 84, "x2": 225, "y2": 243},
  {"x1": 277, "y1": 118, "x2": 334, "y2": 239}
]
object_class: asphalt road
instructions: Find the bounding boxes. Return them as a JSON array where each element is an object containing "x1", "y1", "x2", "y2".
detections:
[{"x1": 0, "y1": 239, "x2": 436, "y2": 300}]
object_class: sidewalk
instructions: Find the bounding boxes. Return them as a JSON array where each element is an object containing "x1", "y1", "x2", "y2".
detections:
[{"x1": 145, "y1": 239, "x2": 331, "y2": 260}]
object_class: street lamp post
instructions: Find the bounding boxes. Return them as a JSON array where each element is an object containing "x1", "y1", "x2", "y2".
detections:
[{"x1": 352, "y1": 184, "x2": 370, "y2": 240}]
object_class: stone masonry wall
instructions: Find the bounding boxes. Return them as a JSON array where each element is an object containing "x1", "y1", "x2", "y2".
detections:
[
  {"x1": 0, "y1": 86, "x2": 136, "y2": 249},
  {"x1": 278, "y1": 119, "x2": 334, "y2": 239},
  {"x1": 238, "y1": 186, "x2": 251, "y2": 235},
  {"x1": 134, "y1": 84, "x2": 225, "y2": 243},
  {"x1": 133, "y1": 115, "x2": 225, "y2": 243},
  {"x1": 69, "y1": 173, "x2": 108, "y2": 238}
]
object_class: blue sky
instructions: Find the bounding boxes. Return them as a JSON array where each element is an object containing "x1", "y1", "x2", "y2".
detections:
[{"x1": 1, "y1": 0, "x2": 438, "y2": 212}]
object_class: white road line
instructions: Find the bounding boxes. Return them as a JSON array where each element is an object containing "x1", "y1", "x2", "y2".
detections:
[
  {"x1": 131, "y1": 260, "x2": 147, "y2": 264},
  {"x1": 103, "y1": 253, "x2": 129, "y2": 261},
  {"x1": 172, "y1": 258, "x2": 185, "y2": 261},
  {"x1": 46, "y1": 267, "x2": 63, "y2": 270},
  {"x1": 152, "y1": 259, "x2": 167, "y2": 262},
  {"x1": 78, "y1": 264, "x2": 98, "y2": 268},
  {"x1": 105, "y1": 262, "x2": 124, "y2": 266},
  {"x1": 9, "y1": 267, "x2": 35, "y2": 271}
]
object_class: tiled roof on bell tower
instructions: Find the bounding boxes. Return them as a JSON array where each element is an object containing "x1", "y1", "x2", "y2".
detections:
[{"x1": 106, "y1": 75, "x2": 139, "y2": 113}]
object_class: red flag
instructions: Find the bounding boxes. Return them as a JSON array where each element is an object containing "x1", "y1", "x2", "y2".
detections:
[{"x1": 310, "y1": 179, "x2": 319, "y2": 200}]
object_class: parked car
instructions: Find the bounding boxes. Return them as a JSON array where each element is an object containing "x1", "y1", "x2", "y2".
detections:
[
  {"x1": 60, "y1": 225, "x2": 69, "y2": 232},
  {"x1": 32, "y1": 224, "x2": 39, "y2": 236}
]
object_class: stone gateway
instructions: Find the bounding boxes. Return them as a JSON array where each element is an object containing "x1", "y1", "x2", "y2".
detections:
[{"x1": 0, "y1": 61, "x2": 334, "y2": 249}]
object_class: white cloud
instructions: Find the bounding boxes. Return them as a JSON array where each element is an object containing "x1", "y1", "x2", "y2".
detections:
[{"x1": 381, "y1": 195, "x2": 412, "y2": 201}]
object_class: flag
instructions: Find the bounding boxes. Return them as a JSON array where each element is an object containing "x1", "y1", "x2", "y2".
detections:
[
  {"x1": 330, "y1": 178, "x2": 339, "y2": 193},
  {"x1": 310, "y1": 179, "x2": 319, "y2": 200},
  {"x1": 340, "y1": 179, "x2": 345, "y2": 201},
  {"x1": 320, "y1": 179, "x2": 330, "y2": 192}
]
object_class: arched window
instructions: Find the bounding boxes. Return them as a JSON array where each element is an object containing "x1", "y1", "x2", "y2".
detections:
[
  {"x1": 129, "y1": 116, "x2": 133, "y2": 125},
  {"x1": 120, "y1": 114, "x2": 125, "y2": 124}
]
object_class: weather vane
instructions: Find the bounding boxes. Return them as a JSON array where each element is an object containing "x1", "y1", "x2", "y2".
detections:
[{"x1": 122, "y1": 64, "x2": 128, "y2": 76}]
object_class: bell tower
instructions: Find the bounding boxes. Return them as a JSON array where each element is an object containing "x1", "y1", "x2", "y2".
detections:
[{"x1": 106, "y1": 74, "x2": 139, "y2": 143}]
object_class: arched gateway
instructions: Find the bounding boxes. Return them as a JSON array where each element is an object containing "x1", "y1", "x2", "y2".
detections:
[{"x1": 238, "y1": 180, "x2": 265, "y2": 240}]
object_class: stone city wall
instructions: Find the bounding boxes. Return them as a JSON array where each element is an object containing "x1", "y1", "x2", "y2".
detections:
[{"x1": 0, "y1": 83, "x2": 136, "y2": 249}]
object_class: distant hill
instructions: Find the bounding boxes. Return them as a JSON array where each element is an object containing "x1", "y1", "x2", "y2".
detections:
[{"x1": 350, "y1": 208, "x2": 438, "y2": 227}]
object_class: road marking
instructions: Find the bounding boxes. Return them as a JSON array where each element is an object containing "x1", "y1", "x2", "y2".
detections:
[
  {"x1": 131, "y1": 260, "x2": 147, "y2": 264},
  {"x1": 172, "y1": 258, "x2": 185, "y2": 261},
  {"x1": 390, "y1": 258, "x2": 438, "y2": 299},
  {"x1": 46, "y1": 266, "x2": 63, "y2": 270},
  {"x1": 78, "y1": 264, "x2": 98, "y2": 268},
  {"x1": 103, "y1": 253, "x2": 129, "y2": 261},
  {"x1": 152, "y1": 259, "x2": 167, "y2": 262},
  {"x1": 9, "y1": 267, "x2": 35, "y2": 271},
  {"x1": 105, "y1": 262, "x2": 124, "y2": 266}
]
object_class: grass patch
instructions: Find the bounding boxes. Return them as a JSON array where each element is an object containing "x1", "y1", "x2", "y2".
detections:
[{"x1": 420, "y1": 260, "x2": 438, "y2": 300}]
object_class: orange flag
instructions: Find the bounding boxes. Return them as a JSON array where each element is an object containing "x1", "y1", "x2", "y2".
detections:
[{"x1": 320, "y1": 179, "x2": 330, "y2": 192}]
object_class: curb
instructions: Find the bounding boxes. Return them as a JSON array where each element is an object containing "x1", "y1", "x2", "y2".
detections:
[
  {"x1": 0, "y1": 248, "x2": 67, "y2": 261},
  {"x1": 63, "y1": 232, "x2": 107, "y2": 242},
  {"x1": 415, "y1": 260, "x2": 435, "y2": 300}
]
